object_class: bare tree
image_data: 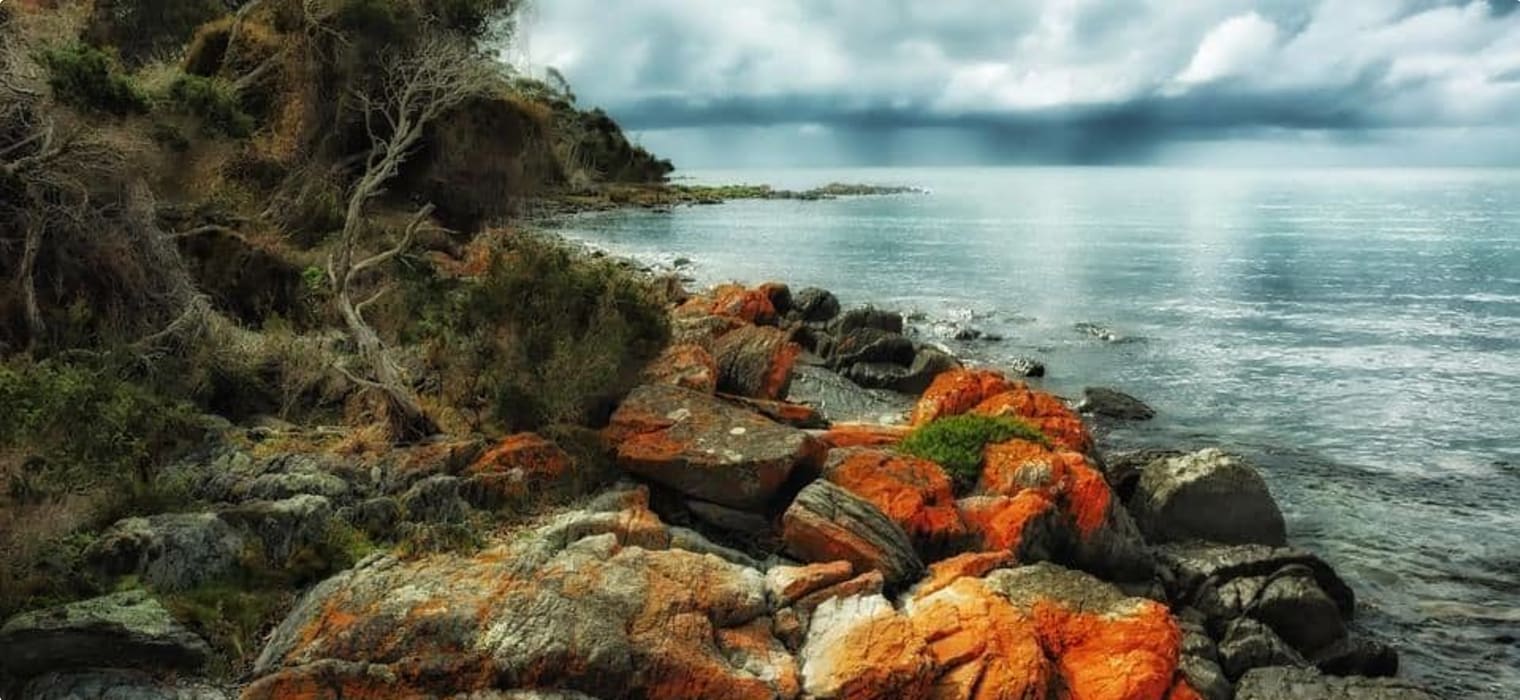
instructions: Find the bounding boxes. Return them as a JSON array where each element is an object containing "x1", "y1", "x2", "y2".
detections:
[{"x1": 328, "y1": 32, "x2": 498, "y2": 440}]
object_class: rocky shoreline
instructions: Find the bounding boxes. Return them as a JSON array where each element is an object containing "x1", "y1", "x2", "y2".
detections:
[{"x1": 0, "y1": 275, "x2": 1440, "y2": 699}]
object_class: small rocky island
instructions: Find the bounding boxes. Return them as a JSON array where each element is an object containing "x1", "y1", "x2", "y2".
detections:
[{"x1": 0, "y1": 278, "x2": 1438, "y2": 699}]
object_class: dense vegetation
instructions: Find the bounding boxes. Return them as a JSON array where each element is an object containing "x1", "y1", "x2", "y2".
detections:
[
  {"x1": 899, "y1": 414, "x2": 1049, "y2": 491},
  {"x1": 0, "y1": 0, "x2": 673, "y2": 651}
]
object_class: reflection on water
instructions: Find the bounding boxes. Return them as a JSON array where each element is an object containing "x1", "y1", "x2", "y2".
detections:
[{"x1": 557, "y1": 167, "x2": 1520, "y2": 697}]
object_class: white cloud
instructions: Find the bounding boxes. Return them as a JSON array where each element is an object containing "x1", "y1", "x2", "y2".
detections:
[{"x1": 1175, "y1": 12, "x2": 1280, "y2": 85}]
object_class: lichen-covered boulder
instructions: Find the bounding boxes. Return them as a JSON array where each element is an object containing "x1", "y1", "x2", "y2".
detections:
[
  {"x1": 0, "y1": 590, "x2": 212, "y2": 679},
  {"x1": 20, "y1": 669, "x2": 229, "y2": 700},
  {"x1": 462, "y1": 432, "x2": 574, "y2": 507},
  {"x1": 1130, "y1": 448, "x2": 1288, "y2": 546},
  {"x1": 797, "y1": 594, "x2": 936, "y2": 699},
  {"x1": 791, "y1": 287, "x2": 840, "y2": 323},
  {"x1": 246, "y1": 488, "x2": 799, "y2": 700},
  {"x1": 713, "y1": 324, "x2": 801, "y2": 399},
  {"x1": 814, "y1": 422, "x2": 912, "y2": 449},
  {"x1": 822, "y1": 448, "x2": 967, "y2": 556},
  {"x1": 957, "y1": 492, "x2": 1063, "y2": 561},
  {"x1": 642, "y1": 343, "x2": 719, "y2": 393},
  {"x1": 910, "y1": 368, "x2": 1016, "y2": 426},
  {"x1": 781, "y1": 481, "x2": 924, "y2": 586},
  {"x1": 606, "y1": 384, "x2": 823, "y2": 510},
  {"x1": 718, "y1": 394, "x2": 827, "y2": 428},
  {"x1": 709, "y1": 283, "x2": 780, "y2": 325},
  {"x1": 84, "y1": 513, "x2": 245, "y2": 593},
  {"x1": 970, "y1": 387, "x2": 1093, "y2": 453}
]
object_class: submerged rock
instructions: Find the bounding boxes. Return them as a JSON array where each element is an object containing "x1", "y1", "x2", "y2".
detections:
[
  {"x1": 0, "y1": 590, "x2": 212, "y2": 679},
  {"x1": 606, "y1": 384, "x2": 823, "y2": 510},
  {"x1": 1078, "y1": 386, "x2": 1157, "y2": 420},
  {"x1": 1129, "y1": 448, "x2": 1288, "y2": 546}
]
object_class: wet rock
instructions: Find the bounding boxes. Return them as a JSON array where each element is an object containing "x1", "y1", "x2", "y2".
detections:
[
  {"x1": 713, "y1": 324, "x2": 801, "y2": 399},
  {"x1": 1155, "y1": 541, "x2": 1355, "y2": 620},
  {"x1": 462, "y1": 432, "x2": 574, "y2": 508},
  {"x1": 1245, "y1": 564, "x2": 1348, "y2": 655},
  {"x1": 1130, "y1": 448, "x2": 1288, "y2": 546},
  {"x1": 1079, "y1": 386, "x2": 1157, "y2": 420},
  {"x1": 758, "y1": 282, "x2": 793, "y2": 316},
  {"x1": 641, "y1": 343, "x2": 719, "y2": 393},
  {"x1": 1219, "y1": 618, "x2": 1309, "y2": 680},
  {"x1": 606, "y1": 384, "x2": 823, "y2": 510},
  {"x1": 1007, "y1": 356, "x2": 1046, "y2": 378},
  {"x1": 825, "y1": 327, "x2": 917, "y2": 370},
  {"x1": 829, "y1": 306, "x2": 904, "y2": 336},
  {"x1": 246, "y1": 488, "x2": 799, "y2": 699},
  {"x1": 787, "y1": 364, "x2": 914, "y2": 424},
  {"x1": 1074, "y1": 321, "x2": 1126, "y2": 343},
  {"x1": 781, "y1": 481, "x2": 924, "y2": 586},
  {"x1": 798, "y1": 594, "x2": 936, "y2": 699},
  {"x1": 19, "y1": 669, "x2": 229, "y2": 700},
  {"x1": 1098, "y1": 448, "x2": 1184, "y2": 502},
  {"x1": 791, "y1": 287, "x2": 840, "y2": 323},
  {"x1": 398, "y1": 475, "x2": 470, "y2": 524},
  {"x1": 1235, "y1": 666, "x2": 1437, "y2": 700},
  {"x1": 0, "y1": 590, "x2": 212, "y2": 679},
  {"x1": 1177, "y1": 614, "x2": 1232, "y2": 700},
  {"x1": 85, "y1": 513, "x2": 244, "y2": 593},
  {"x1": 1311, "y1": 635, "x2": 1399, "y2": 678},
  {"x1": 822, "y1": 448, "x2": 967, "y2": 557}
]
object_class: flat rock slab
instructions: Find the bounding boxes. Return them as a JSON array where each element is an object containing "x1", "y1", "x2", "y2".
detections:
[
  {"x1": 0, "y1": 590, "x2": 212, "y2": 679},
  {"x1": 607, "y1": 383, "x2": 823, "y2": 510},
  {"x1": 1235, "y1": 666, "x2": 1437, "y2": 700}
]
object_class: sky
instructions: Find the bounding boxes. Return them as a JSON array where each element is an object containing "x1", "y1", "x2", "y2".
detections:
[{"x1": 511, "y1": 1, "x2": 1520, "y2": 168}]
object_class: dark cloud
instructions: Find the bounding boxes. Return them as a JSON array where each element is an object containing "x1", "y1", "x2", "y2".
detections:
[{"x1": 514, "y1": 1, "x2": 1520, "y2": 165}]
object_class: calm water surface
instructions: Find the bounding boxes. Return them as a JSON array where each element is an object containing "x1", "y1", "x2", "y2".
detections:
[{"x1": 556, "y1": 167, "x2": 1520, "y2": 697}]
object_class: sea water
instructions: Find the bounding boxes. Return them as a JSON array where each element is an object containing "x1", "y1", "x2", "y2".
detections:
[{"x1": 554, "y1": 167, "x2": 1520, "y2": 697}]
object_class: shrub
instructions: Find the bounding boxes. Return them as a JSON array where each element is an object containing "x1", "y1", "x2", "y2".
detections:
[
  {"x1": 899, "y1": 414, "x2": 1049, "y2": 491},
  {"x1": 165, "y1": 74, "x2": 255, "y2": 137},
  {"x1": 162, "y1": 584, "x2": 293, "y2": 676},
  {"x1": 84, "y1": 0, "x2": 228, "y2": 66},
  {"x1": 38, "y1": 43, "x2": 150, "y2": 115}
]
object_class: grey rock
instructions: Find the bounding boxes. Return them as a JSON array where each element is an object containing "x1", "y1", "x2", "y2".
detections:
[
  {"x1": 0, "y1": 590, "x2": 211, "y2": 679},
  {"x1": 782, "y1": 481, "x2": 924, "y2": 586},
  {"x1": 829, "y1": 306, "x2": 904, "y2": 336},
  {"x1": 20, "y1": 669, "x2": 229, "y2": 700},
  {"x1": 1235, "y1": 666, "x2": 1437, "y2": 700},
  {"x1": 1247, "y1": 565, "x2": 1348, "y2": 656},
  {"x1": 1219, "y1": 617, "x2": 1309, "y2": 680},
  {"x1": 825, "y1": 327, "x2": 917, "y2": 370},
  {"x1": 400, "y1": 475, "x2": 470, "y2": 524},
  {"x1": 787, "y1": 364, "x2": 914, "y2": 423},
  {"x1": 85, "y1": 513, "x2": 244, "y2": 592},
  {"x1": 1312, "y1": 635, "x2": 1400, "y2": 678},
  {"x1": 220, "y1": 494, "x2": 336, "y2": 566},
  {"x1": 686, "y1": 498, "x2": 773, "y2": 535},
  {"x1": 1156, "y1": 541, "x2": 1355, "y2": 619},
  {"x1": 1097, "y1": 448, "x2": 1184, "y2": 502},
  {"x1": 841, "y1": 347, "x2": 960, "y2": 394},
  {"x1": 792, "y1": 287, "x2": 841, "y2": 323},
  {"x1": 343, "y1": 497, "x2": 403, "y2": 540},
  {"x1": 1078, "y1": 387, "x2": 1156, "y2": 420},
  {"x1": 1007, "y1": 356, "x2": 1046, "y2": 378},
  {"x1": 1130, "y1": 449, "x2": 1288, "y2": 546},
  {"x1": 1180, "y1": 654, "x2": 1233, "y2": 700}
]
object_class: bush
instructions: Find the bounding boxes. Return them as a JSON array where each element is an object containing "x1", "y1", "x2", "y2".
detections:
[
  {"x1": 162, "y1": 584, "x2": 293, "y2": 676},
  {"x1": 899, "y1": 414, "x2": 1049, "y2": 491},
  {"x1": 39, "y1": 43, "x2": 150, "y2": 115},
  {"x1": 84, "y1": 0, "x2": 228, "y2": 66},
  {"x1": 165, "y1": 74, "x2": 255, "y2": 137},
  {"x1": 395, "y1": 234, "x2": 669, "y2": 433}
]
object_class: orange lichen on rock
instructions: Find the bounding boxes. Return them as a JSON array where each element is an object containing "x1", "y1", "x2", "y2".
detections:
[
  {"x1": 908, "y1": 551, "x2": 1014, "y2": 602},
  {"x1": 642, "y1": 343, "x2": 719, "y2": 393},
  {"x1": 971, "y1": 387, "x2": 1093, "y2": 453},
  {"x1": 1165, "y1": 679, "x2": 1208, "y2": 700},
  {"x1": 910, "y1": 368, "x2": 1017, "y2": 426},
  {"x1": 823, "y1": 448, "x2": 967, "y2": 554},
  {"x1": 815, "y1": 423, "x2": 912, "y2": 449},
  {"x1": 1029, "y1": 598, "x2": 1182, "y2": 700},
  {"x1": 908, "y1": 578, "x2": 1054, "y2": 700},
  {"x1": 958, "y1": 492, "x2": 1060, "y2": 554},
  {"x1": 713, "y1": 324, "x2": 802, "y2": 400},
  {"x1": 462, "y1": 432, "x2": 572, "y2": 504},
  {"x1": 800, "y1": 595, "x2": 937, "y2": 700},
  {"x1": 981, "y1": 440, "x2": 1113, "y2": 538},
  {"x1": 708, "y1": 283, "x2": 779, "y2": 325},
  {"x1": 766, "y1": 561, "x2": 855, "y2": 606}
]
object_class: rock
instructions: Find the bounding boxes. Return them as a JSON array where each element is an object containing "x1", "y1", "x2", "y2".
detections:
[
  {"x1": 1074, "y1": 321, "x2": 1127, "y2": 343},
  {"x1": 219, "y1": 495, "x2": 336, "y2": 567},
  {"x1": 1177, "y1": 614, "x2": 1233, "y2": 700},
  {"x1": 641, "y1": 343, "x2": 719, "y2": 393},
  {"x1": 814, "y1": 423, "x2": 912, "y2": 450},
  {"x1": 1245, "y1": 565, "x2": 1348, "y2": 655},
  {"x1": 1129, "y1": 448, "x2": 1288, "y2": 546},
  {"x1": 970, "y1": 386, "x2": 1094, "y2": 454},
  {"x1": 957, "y1": 492, "x2": 1063, "y2": 562},
  {"x1": 713, "y1": 324, "x2": 801, "y2": 400},
  {"x1": 787, "y1": 364, "x2": 914, "y2": 424},
  {"x1": 671, "y1": 311, "x2": 747, "y2": 349},
  {"x1": 682, "y1": 283, "x2": 779, "y2": 325},
  {"x1": 398, "y1": 474, "x2": 470, "y2": 524},
  {"x1": 909, "y1": 368, "x2": 1016, "y2": 426},
  {"x1": 246, "y1": 488, "x2": 799, "y2": 699},
  {"x1": 758, "y1": 281, "x2": 793, "y2": 315},
  {"x1": 462, "y1": 432, "x2": 574, "y2": 507},
  {"x1": 85, "y1": 513, "x2": 245, "y2": 592},
  {"x1": 0, "y1": 590, "x2": 212, "y2": 679},
  {"x1": 798, "y1": 594, "x2": 936, "y2": 699},
  {"x1": 1219, "y1": 618, "x2": 1309, "y2": 680},
  {"x1": 829, "y1": 306, "x2": 904, "y2": 336},
  {"x1": 1311, "y1": 635, "x2": 1399, "y2": 678},
  {"x1": 20, "y1": 669, "x2": 229, "y2": 700},
  {"x1": 686, "y1": 498, "x2": 773, "y2": 535},
  {"x1": 606, "y1": 384, "x2": 823, "y2": 510},
  {"x1": 717, "y1": 393, "x2": 827, "y2": 428},
  {"x1": 904, "y1": 550, "x2": 1014, "y2": 601},
  {"x1": 342, "y1": 497, "x2": 402, "y2": 540},
  {"x1": 825, "y1": 327, "x2": 917, "y2": 370},
  {"x1": 1098, "y1": 448, "x2": 1184, "y2": 502},
  {"x1": 977, "y1": 439, "x2": 1154, "y2": 581},
  {"x1": 843, "y1": 347, "x2": 960, "y2": 394},
  {"x1": 1156, "y1": 541, "x2": 1355, "y2": 620},
  {"x1": 765, "y1": 561, "x2": 855, "y2": 607},
  {"x1": 1079, "y1": 386, "x2": 1157, "y2": 420},
  {"x1": 1235, "y1": 666, "x2": 1437, "y2": 700},
  {"x1": 822, "y1": 448, "x2": 967, "y2": 557},
  {"x1": 792, "y1": 287, "x2": 841, "y2": 323},
  {"x1": 781, "y1": 481, "x2": 924, "y2": 586},
  {"x1": 1007, "y1": 356, "x2": 1046, "y2": 378}
]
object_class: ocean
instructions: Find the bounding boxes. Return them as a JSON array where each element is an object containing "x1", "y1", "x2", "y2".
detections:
[{"x1": 552, "y1": 167, "x2": 1520, "y2": 698}]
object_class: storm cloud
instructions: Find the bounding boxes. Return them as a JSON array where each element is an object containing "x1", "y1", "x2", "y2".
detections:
[{"x1": 512, "y1": 1, "x2": 1520, "y2": 165}]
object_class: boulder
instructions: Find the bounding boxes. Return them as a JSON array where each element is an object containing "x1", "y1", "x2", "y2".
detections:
[
  {"x1": 0, "y1": 590, "x2": 212, "y2": 679},
  {"x1": 462, "y1": 432, "x2": 574, "y2": 507},
  {"x1": 1219, "y1": 618, "x2": 1309, "y2": 680},
  {"x1": 19, "y1": 669, "x2": 229, "y2": 700},
  {"x1": 957, "y1": 492, "x2": 1063, "y2": 562},
  {"x1": 1130, "y1": 449, "x2": 1287, "y2": 546},
  {"x1": 797, "y1": 594, "x2": 936, "y2": 699},
  {"x1": 1097, "y1": 448, "x2": 1184, "y2": 502},
  {"x1": 247, "y1": 487, "x2": 799, "y2": 700},
  {"x1": 765, "y1": 561, "x2": 855, "y2": 608},
  {"x1": 970, "y1": 387, "x2": 1093, "y2": 454},
  {"x1": 1156, "y1": 541, "x2": 1355, "y2": 620},
  {"x1": 1235, "y1": 666, "x2": 1437, "y2": 700},
  {"x1": 829, "y1": 306, "x2": 904, "y2": 336},
  {"x1": 641, "y1": 343, "x2": 719, "y2": 393},
  {"x1": 712, "y1": 324, "x2": 801, "y2": 400},
  {"x1": 709, "y1": 283, "x2": 779, "y2": 325},
  {"x1": 821, "y1": 448, "x2": 966, "y2": 556},
  {"x1": 781, "y1": 481, "x2": 924, "y2": 586},
  {"x1": 787, "y1": 365, "x2": 914, "y2": 424},
  {"x1": 1311, "y1": 635, "x2": 1399, "y2": 678},
  {"x1": 85, "y1": 513, "x2": 244, "y2": 593},
  {"x1": 842, "y1": 347, "x2": 960, "y2": 394},
  {"x1": 671, "y1": 311, "x2": 747, "y2": 349},
  {"x1": 757, "y1": 282, "x2": 793, "y2": 315},
  {"x1": 825, "y1": 327, "x2": 917, "y2": 370},
  {"x1": 1078, "y1": 386, "x2": 1157, "y2": 420},
  {"x1": 398, "y1": 474, "x2": 470, "y2": 524},
  {"x1": 791, "y1": 287, "x2": 840, "y2": 323},
  {"x1": 218, "y1": 495, "x2": 336, "y2": 567},
  {"x1": 606, "y1": 384, "x2": 822, "y2": 510},
  {"x1": 909, "y1": 368, "x2": 1016, "y2": 426}
]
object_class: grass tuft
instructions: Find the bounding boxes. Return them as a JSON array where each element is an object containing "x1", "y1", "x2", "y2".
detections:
[{"x1": 898, "y1": 414, "x2": 1048, "y2": 491}]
